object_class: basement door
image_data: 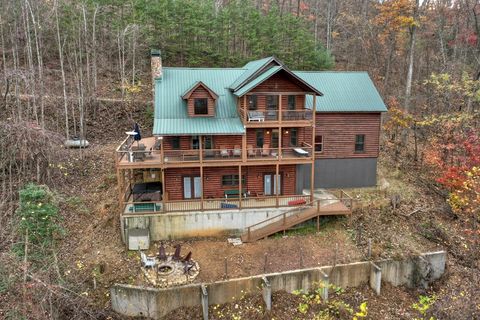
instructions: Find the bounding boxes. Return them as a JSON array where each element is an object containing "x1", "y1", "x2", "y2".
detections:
[
  {"x1": 264, "y1": 174, "x2": 281, "y2": 195},
  {"x1": 183, "y1": 176, "x2": 202, "y2": 199}
]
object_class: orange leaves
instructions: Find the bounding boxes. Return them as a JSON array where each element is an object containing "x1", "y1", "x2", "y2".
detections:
[{"x1": 373, "y1": 0, "x2": 417, "y2": 45}]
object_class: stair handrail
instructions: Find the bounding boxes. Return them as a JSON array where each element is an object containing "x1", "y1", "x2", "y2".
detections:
[{"x1": 244, "y1": 190, "x2": 355, "y2": 241}]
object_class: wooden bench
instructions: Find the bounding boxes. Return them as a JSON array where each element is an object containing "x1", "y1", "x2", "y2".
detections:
[
  {"x1": 224, "y1": 189, "x2": 247, "y2": 199},
  {"x1": 288, "y1": 199, "x2": 307, "y2": 206}
]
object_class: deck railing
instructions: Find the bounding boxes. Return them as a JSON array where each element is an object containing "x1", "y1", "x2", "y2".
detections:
[
  {"x1": 281, "y1": 109, "x2": 313, "y2": 121},
  {"x1": 244, "y1": 191, "x2": 354, "y2": 242},
  {"x1": 122, "y1": 194, "x2": 312, "y2": 215}
]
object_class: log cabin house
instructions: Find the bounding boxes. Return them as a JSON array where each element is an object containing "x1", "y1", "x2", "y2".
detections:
[{"x1": 115, "y1": 51, "x2": 386, "y2": 243}]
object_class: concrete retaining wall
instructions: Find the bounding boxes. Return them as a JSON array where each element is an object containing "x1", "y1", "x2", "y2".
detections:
[
  {"x1": 126, "y1": 207, "x2": 293, "y2": 241},
  {"x1": 111, "y1": 251, "x2": 446, "y2": 319}
]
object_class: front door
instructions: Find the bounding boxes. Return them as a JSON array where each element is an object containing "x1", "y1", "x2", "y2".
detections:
[
  {"x1": 264, "y1": 173, "x2": 281, "y2": 195},
  {"x1": 183, "y1": 176, "x2": 202, "y2": 199}
]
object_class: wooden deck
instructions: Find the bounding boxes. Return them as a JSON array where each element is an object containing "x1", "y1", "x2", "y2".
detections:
[
  {"x1": 122, "y1": 194, "x2": 312, "y2": 216},
  {"x1": 241, "y1": 197, "x2": 352, "y2": 243},
  {"x1": 116, "y1": 137, "x2": 314, "y2": 169}
]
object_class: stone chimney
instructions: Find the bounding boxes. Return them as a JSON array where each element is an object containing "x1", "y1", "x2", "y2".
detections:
[{"x1": 151, "y1": 49, "x2": 162, "y2": 83}]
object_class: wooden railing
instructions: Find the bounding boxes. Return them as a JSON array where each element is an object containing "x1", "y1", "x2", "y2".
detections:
[
  {"x1": 122, "y1": 194, "x2": 312, "y2": 215},
  {"x1": 243, "y1": 191, "x2": 354, "y2": 242},
  {"x1": 281, "y1": 109, "x2": 313, "y2": 121}
]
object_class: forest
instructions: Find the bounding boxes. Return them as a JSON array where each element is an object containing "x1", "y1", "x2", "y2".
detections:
[{"x1": 0, "y1": 0, "x2": 479, "y2": 319}]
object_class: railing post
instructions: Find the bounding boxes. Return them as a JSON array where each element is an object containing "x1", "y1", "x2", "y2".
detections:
[
  {"x1": 248, "y1": 227, "x2": 251, "y2": 242},
  {"x1": 317, "y1": 199, "x2": 321, "y2": 213}
]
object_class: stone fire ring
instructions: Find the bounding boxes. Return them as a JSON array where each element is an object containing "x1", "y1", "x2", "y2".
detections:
[{"x1": 142, "y1": 255, "x2": 200, "y2": 288}]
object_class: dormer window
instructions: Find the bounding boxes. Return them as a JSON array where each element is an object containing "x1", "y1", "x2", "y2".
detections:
[
  {"x1": 194, "y1": 98, "x2": 208, "y2": 115},
  {"x1": 181, "y1": 81, "x2": 218, "y2": 117}
]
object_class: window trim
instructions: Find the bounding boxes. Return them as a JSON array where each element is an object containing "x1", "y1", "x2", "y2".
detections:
[
  {"x1": 256, "y1": 129, "x2": 264, "y2": 148},
  {"x1": 315, "y1": 135, "x2": 323, "y2": 153},
  {"x1": 247, "y1": 95, "x2": 257, "y2": 110},
  {"x1": 287, "y1": 95, "x2": 296, "y2": 110},
  {"x1": 221, "y1": 174, "x2": 246, "y2": 187},
  {"x1": 193, "y1": 98, "x2": 208, "y2": 115},
  {"x1": 266, "y1": 95, "x2": 279, "y2": 110},
  {"x1": 172, "y1": 136, "x2": 180, "y2": 150},
  {"x1": 354, "y1": 134, "x2": 365, "y2": 153},
  {"x1": 290, "y1": 128, "x2": 298, "y2": 147}
]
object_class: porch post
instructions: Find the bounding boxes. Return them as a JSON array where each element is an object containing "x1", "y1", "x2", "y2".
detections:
[
  {"x1": 275, "y1": 163, "x2": 279, "y2": 207},
  {"x1": 200, "y1": 165, "x2": 204, "y2": 211},
  {"x1": 159, "y1": 137, "x2": 164, "y2": 164},
  {"x1": 242, "y1": 133, "x2": 247, "y2": 162},
  {"x1": 161, "y1": 168, "x2": 166, "y2": 209},
  {"x1": 279, "y1": 94, "x2": 282, "y2": 123},
  {"x1": 310, "y1": 94, "x2": 317, "y2": 202},
  {"x1": 238, "y1": 165, "x2": 242, "y2": 209},
  {"x1": 243, "y1": 95, "x2": 247, "y2": 123}
]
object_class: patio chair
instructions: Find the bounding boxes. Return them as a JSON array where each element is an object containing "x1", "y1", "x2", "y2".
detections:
[
  {"x1": 182, "y1": 251, "x2": 192, "y2": 263},
  {"x1": 220, "y1": 147, "x2": 229, "y2": 158},
  {"x1": 233, "y1": 145, "x2": 241, "y2": 157},
  {"x1": 158, "y1": 242, "x2": 167, "y2": 261},
  {"x1": 247, "y1": 145, "x2": 256, "y2": 157},
  {"x1": 172, "y1": 244, "x2": 182, "y2": 261},
  {"x1": 140, "y1": 251, "x2": 156, "y2": 269},
  {"x1": 261, "y1": 144, "x2": 270, "y2": 157}
]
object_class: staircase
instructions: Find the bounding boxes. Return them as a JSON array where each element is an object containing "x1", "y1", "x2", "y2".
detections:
[{"x1": 241, "y1": 190, "x2": 353, "y2": 242}]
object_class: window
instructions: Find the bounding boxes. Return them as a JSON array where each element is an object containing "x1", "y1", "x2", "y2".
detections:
[
  {"x1": 266, "y1": 95, "x2": 278, "y2": 109},
  {"x1": 191, "y1": 136, "x2": 200, "y2": 149},
  {"x1": 271, "y1": 129, "x2": 279, "y2": 148},
  {"x1": 194, "y1": 98, "x2": 208, "y2": 115},
  {"x1": 222, "y1": 175, "x2": 246, "y2": 187},
  {"x1": 355, "y1": 134, "x2": 365, "y2": 152},
  {"x1": 247, "y1": 95, "x2": 257, "y2": 110},
  {"x1": 256, "y1": 129, "x2": 264, "y2": 148},
  {"x1": 290, "y1": 128, "x2": 298, "y2": 146},
  {"x1": 172, "y1": 136, "x2": 180, "y2": 150},
  {"x1": 315, "y1": 135, "x2": 323, "y2": 152},
  {"x1": 203, "y1": 136, "x2": 213, "y2": 149},
  {"x1": 287, "y1": 95, "x2": 296, "y2": 110}
]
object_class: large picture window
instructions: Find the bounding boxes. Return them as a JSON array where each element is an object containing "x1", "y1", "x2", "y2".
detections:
[
  {"x1": 172, "y1": 136, "x2": 180, "y2": 150},
  {"x1": 256, "y1": 129, "x2": 264, "y2": 148},
  {"x1": 194, "y1": 98, "x2": 208, "y2": 115}
]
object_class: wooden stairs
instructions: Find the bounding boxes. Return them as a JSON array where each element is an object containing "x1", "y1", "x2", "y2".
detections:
[{"x1": 241, "y1": 191, "x2": 354, "y2": 243}]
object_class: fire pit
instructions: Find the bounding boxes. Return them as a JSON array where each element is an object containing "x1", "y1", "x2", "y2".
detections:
[{"x1": 140, "y1": 244, "x2": 200, "y2": 287}]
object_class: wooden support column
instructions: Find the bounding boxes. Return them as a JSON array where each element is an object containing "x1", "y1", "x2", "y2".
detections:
[
  {"x1": 238, "y1": 165, "x2": 242, "y2": 209},
  {"x1": 200, "y1": 165, "x2": 204, "y2": 211},
  {"x1": 310, "y1": 94, "x2": 317, "y2": 202},
  {"x1": 159, "y1": 137, "x2": 164, "y2": 164},
  {"x1": 242, "y1": 133, "x2": 247, "y2": 162},
  {"x1": 278, "y1": 94, "x2": 282, "y2": 159},
  {"x1": 278, "y1": 94, "x2": 282, "y2": 123},
  {"x1": 161, "y1": 168, "x2": 166, "y2": 205},
  {"x1": 243, "y1": 95, "x2": 247, "y2": 123},
  {"x1": 275, "y1": 163, "x2": 279, "y2": 207}
]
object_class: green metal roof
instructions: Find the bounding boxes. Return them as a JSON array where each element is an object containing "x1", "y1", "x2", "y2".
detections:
[
  {"x1": 228, "y1": 57, "x2": 273, "y2": 90},
  {"x1": 233, "y1": 66, "x2": 282, "y2": 97},
  {"x1": 153, "y1": 60, "x2": 386, "y2": 135},
  {"x1": 153, "y1": 67, "x2": 246, "y2": 135},
  {"x1": 295, "y1": 72, "x2": 387, "y2": 112}
]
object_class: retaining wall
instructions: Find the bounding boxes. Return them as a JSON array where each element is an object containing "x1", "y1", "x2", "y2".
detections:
[
  {"x1": 111, "y1": 251, "x2": 446, "y2": 319},
  {"x1": 125, "y1": 207, "x2": 293, "y2": 241}
]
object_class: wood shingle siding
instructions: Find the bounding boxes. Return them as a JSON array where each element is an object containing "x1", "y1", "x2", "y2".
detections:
[{"x1": 314, "y1": 112, "x2": 381, "y2": 159}]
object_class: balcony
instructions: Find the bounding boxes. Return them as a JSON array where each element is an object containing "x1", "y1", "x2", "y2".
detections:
[
  {"x1": 240, "y1": 109, "x2": 313, "y2": 126},
  {"x1": 116, "y1": 137, "x2": 313, "y2": 168}
]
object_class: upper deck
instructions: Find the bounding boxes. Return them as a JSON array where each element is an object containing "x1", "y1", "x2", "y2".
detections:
[{"x1": 116, "y1": 136, "x2": 314, "y2": 169}]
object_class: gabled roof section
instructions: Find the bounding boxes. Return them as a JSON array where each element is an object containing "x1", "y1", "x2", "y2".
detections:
[
  {"x1": 233, "y1": 66, "x2": 282, "y2": 97},
  {"x1": 295, "y1": 71, "x2": 387, "y2": 112},
  {"x1": 181, "y1": 81, "x2": 219, "y2": 100},
  {"x1": 231, "y1": 56, "x2": 323, "y2": 97},
  {"x1": 228, "y1": 57, "x2": 274, "y2": 90}
]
